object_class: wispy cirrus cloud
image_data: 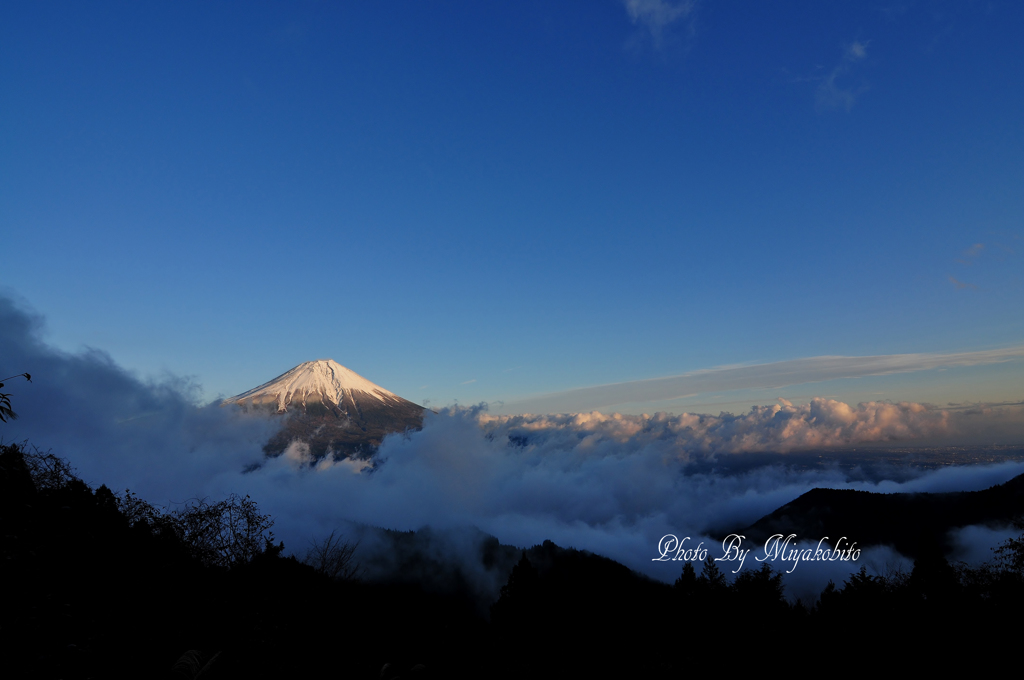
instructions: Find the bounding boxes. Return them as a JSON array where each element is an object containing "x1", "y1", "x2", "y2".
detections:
[
  {"x1": 816, "y1": 40, "x2": 870, "y2": 111},
  {"x1": 948, "y1": 275, "x2": 978, "y2": 290},
  {"x1": 622, "y1": 0, "x2": 696, "y2": 47},
  {"x1": 948, "y1": 236, "x2": 1021, "y2": 291},
  {"x1": 958, "y1": 243, "x2": 985, "y2": 263},
  {"x1": 502, "y1": 347, "x2": 1024, "y2": 413}
]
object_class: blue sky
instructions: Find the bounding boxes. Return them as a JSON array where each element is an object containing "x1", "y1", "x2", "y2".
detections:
[{"x1": 3, "y1": 1, "x2": 1022, "y2": 414}]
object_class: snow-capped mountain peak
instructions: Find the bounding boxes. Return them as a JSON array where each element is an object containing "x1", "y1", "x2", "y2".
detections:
[
  {"x1": 223, "y1": 359, "x2": 424, "y2": 459},
  {"x1": 223, "y1": 359, "x2": 399, "y2": 412}
]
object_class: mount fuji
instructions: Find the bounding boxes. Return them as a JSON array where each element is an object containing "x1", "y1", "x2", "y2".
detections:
[{"x1": 222, "y1": 359, "x2": 425, "y2": 459}]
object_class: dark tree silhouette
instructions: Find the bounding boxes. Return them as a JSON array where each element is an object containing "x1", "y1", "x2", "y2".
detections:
[
  {"x1": 995, "y1": 516, "x2": 1024, "y2": 574},
  {"x1": 168, "y1": 494, "x2": 278, "y2": 568},
  {"x1": 674, "y1": 560, "x2": 697, "y2": 596},
  {"x1": 732, "y1": 562, "x2": 786, "y2": 611},
  {"x1": 697, "y1": 556, "x2": 727, "y2": 593},
  {"x1": 0, "y1": 372, "x2": 31, "y2": 422}
]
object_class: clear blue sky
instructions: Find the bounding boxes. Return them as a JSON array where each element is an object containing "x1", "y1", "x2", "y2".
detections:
[{"x1": 3, "y1": 1, "x2": 1022, "y2": 413}]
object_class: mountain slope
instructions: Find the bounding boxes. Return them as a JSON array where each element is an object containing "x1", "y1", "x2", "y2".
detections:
[
  {"x1": 736, "y1": 473, "x2": 1024, "y2": 558},
  {"x1": 222, "y1": 359, "x2": 424, "y2": 458}
]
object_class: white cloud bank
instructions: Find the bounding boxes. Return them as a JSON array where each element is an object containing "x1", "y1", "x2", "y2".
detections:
[
  {"x1": 3, "y1": 294, "x2": 1023, "y2": 602},
  {"x1": 483, "y1": 400, "x2": 950, "y2": 454}
]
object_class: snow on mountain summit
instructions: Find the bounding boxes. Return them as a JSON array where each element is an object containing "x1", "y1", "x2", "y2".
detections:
[
  {"x1": 223, "y1": 359, "x2": 424, "y2": 459},
  {"x1": 223, "y1": 359, "x2": 400, "y2": 413}
]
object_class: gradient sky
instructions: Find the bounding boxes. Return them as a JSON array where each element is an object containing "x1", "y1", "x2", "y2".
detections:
[{"x1": 3, "y1": 1, "x2": 1022, "y2": 414}]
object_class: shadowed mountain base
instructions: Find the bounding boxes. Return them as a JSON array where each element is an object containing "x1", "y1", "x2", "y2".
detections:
[{"x1": 738, "y1": 472, "x2": 1024, "y2": 558}]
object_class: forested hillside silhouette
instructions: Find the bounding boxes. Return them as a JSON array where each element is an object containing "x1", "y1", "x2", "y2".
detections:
[
  {"x1": 3, "y1": 440, "x2": 1024, "y2": 678},
  {"x1": 740, "y1": 475, "x2": 1024, "y2": 558}
]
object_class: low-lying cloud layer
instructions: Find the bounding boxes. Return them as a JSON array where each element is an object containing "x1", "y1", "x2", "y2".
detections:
[
  {"x1": 3, "y1": 295, "x2": 1023, "y2": 604},
  {"x1": 483, "y1": 400, "x2": 955, "y2": 454}
]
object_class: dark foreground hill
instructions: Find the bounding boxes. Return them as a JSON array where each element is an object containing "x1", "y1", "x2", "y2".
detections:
[
  {"x1": 739, "y1": 472, "x2": 1024, "y2": 558},
  {"x1": 5, "y1": 441, "x2": 1024, "y2": 678}
]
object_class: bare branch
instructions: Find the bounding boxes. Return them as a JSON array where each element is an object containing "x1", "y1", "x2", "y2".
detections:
[{"x1": 304, "y1": 529, "x2": 361, "y2": 581}]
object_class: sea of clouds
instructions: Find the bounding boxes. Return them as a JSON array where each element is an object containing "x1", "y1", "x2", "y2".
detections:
[{"x1": 3, "y1": 294, "x2": 1023, "y2": 604}]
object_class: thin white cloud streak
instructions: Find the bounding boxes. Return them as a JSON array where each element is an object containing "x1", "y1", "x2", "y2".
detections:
[
  {"x1": 816, "y1": 40, "x2": 869, "y2": 111},
  {"x1": 502, "y1": 347, "x2": 1024, "y2": 414},
  {"x1": 623, "y1": 0, "x2": 695, "y2": 46}
]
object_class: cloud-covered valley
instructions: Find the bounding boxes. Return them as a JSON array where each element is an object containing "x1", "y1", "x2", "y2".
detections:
[{"x1": 3, "y1": 295, "x2": 1023, "y2": 604}]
